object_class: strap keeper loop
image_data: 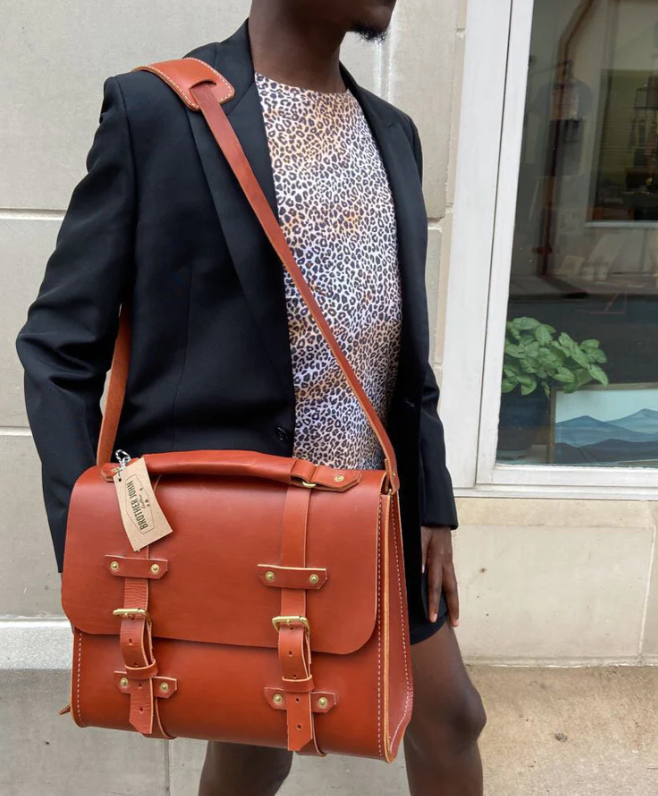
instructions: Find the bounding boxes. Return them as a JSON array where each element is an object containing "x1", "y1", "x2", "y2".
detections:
[
  {"x1": 125, "y1": 660, "x2": 159, "y2": 679},
  {"x1": 281, "y1": 676, "x2": 315, "y2": 693}
]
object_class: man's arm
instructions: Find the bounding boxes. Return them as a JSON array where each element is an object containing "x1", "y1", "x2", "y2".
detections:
[
  {"x1": 407, "y1": 115, "x2": 459, "y2": 626},
  {"x1": 406, "y1": 115, "x2": 458, "y2": 530},
  {"x1": 419, "y1": 361, "x2": 459, "y2": 529},
  {"x1": 16, "y1": 75, "x2": 136, "y2": 572}
]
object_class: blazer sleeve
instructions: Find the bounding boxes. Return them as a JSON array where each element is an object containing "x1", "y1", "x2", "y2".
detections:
[
  {"x1": 407, "y1": 116, "x2": 459, "y2": 530},
  {"x1": 419, "y1": 362, "x2": 459, "y2": 528},
  {"x1": 15, "y1": 75, "x2": 136, "y2": 571}
]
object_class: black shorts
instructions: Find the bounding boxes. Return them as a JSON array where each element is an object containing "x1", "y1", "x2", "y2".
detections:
[{"x1": 408, "y1": 587, "x2": 449, "y2": 645}]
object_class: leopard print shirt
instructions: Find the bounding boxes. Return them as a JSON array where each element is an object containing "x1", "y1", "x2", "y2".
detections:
[{"x1": 255, "y1": 72, "x2": 402, "y2": 470}]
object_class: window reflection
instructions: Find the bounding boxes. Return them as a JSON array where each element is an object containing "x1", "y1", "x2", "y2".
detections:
[{"x1": 498, "y1": 0, "x2": 658, "y2": 467}]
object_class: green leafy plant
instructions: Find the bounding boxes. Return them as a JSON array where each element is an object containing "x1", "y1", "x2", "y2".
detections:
[{"x1": 502, "y1": 317, "x2": 609, "y2": 398}]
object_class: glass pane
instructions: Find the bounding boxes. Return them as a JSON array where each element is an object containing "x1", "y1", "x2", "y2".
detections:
[{"x1": 497, "y1": 0, "x2": 658, "y2": 468}]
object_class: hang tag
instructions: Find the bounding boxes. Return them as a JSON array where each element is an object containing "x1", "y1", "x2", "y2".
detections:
[{"x1": 113, "y1": 457, "x2": 173, "y2": 551}]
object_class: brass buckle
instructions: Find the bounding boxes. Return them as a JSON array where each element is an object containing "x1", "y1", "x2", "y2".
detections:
[
  {"x1": 301, "y1": 480, "x2": 317, "y2": 489},
  {"x1": 113, "y1": 607, "x2": 152, "y2": 623},
  {"x1": 272, "y1": 615, "x2": 310, "y2": 633}
]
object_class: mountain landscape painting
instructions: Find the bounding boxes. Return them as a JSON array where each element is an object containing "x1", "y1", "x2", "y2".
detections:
[{"x1": 552, "y1": 386, "x2": 658, "y2": 466}]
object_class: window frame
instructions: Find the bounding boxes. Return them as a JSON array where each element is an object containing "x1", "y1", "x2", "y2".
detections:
[{"x1": 440, "y1": 0, "x2": 658, "y2": 497}]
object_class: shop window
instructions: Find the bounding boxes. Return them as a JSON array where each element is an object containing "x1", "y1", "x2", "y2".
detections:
[{"x1": 497, "y1": 0, "x2": 658, "y2": 469}]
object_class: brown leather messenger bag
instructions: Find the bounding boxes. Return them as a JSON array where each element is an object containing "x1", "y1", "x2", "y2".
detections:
[{"x1": 60, "y1": 58, "x2": 413, "y2": 760}]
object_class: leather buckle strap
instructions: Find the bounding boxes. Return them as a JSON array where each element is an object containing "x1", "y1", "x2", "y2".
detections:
[
  {"x1": 271, "y1": 485, "x2": 325, "y2": 755},
  {"x1": 277, "y1": 623, "x2": 316, "y2": 751},
  {"x1": 113, "y1": 545, "x2": 172, "y2": 740}
]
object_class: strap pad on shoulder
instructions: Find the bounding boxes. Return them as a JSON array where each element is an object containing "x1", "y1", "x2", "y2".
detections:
[{"x1": 132, "y1": 57, "x2": 235, "y2": 110}]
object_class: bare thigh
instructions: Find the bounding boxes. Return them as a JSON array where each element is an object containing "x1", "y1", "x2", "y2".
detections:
[
  {"x1": 406, "y1": 622, "x2": 486, "y2": 745},
  {"x1": 404, "y1": 623, "x2": 486, "y2": 796}
]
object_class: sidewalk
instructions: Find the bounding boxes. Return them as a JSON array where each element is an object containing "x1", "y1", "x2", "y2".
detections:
[{"x1": 1, "y1": 665, "x2": 656, "y2": 795}]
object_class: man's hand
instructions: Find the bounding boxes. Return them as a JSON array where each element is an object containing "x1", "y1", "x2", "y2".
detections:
[{"x1": 421, "y1": 525, "x2": 459, "y2": 627}]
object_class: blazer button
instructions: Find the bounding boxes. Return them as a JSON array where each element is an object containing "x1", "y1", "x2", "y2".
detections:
[{"x1": 275, "y1": 426, "x2": 291, "y2": 443}]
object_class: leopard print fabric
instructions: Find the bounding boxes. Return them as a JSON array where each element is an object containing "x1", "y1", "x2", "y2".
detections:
[{"x1": 255, "y1": 72, "x2": 402, "y2": 470}]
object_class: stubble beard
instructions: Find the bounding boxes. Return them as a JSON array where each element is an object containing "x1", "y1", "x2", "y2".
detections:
[{"x1": 351, "y1": 22, "x2": 390, "y2": 43}]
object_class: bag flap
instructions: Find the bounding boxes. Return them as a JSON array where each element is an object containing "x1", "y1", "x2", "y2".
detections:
[{"x1": 62, "y1": 459, "x2": 386, "y2": 656}]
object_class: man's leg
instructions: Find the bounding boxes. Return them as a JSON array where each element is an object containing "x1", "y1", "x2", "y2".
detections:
[
  {"x1": 404, "y1": 622, "x2": 486, "y2": 796},
  {"x1": 198, "y1": 741, "x2": 293, "y2": 796}
]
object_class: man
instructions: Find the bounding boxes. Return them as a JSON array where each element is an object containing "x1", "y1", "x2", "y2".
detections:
[{"x1": 16, "y1": 1, "x2": 486, "y2": 794}]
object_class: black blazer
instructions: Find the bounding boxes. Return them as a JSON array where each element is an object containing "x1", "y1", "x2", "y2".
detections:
[{"x1": 16, "y1": 21, "x2": 457, "y2": 619}]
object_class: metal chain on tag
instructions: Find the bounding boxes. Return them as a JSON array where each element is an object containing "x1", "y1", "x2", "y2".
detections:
[{"x1": 114, "y1": 449, "x2": 131, "y2": 481}]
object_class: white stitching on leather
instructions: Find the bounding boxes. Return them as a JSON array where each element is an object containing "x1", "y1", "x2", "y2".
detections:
[
  {"x1": 144, "y1": 65, "x2": 197, "y2": 108},
  {"x1": 376, "y1": 497, "x2": 384, "y2": 760},
  {"x1": 389, "y1": 502, "x2": 412, "y2": 749},
  {"x1": 142, "y1": 59, "x2": 234, "y2": 109},
  {"x1": 390, "y1": 505, "x2": 411, "y2": 746},
  {"x1": 185, "y1": 57, "x2": 235, "y2": 102},
  {"x1": 75, "y1": 631, "x2": 85, "y2": 727}
]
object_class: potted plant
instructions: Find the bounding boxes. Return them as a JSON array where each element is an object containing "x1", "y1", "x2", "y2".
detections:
[{"x1": 498, "y1": 317, "x2": 609, "y2": 459}]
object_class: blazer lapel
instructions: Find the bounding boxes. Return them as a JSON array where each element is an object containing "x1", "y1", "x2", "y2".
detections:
[
  {"x1": 343, "y1": 70, "x2": 430, "y2": 382},
  {"x1": 382, "y1": 124, "x2": 431, "y2": 377},
  {"x1": 185, "y1": 23, "x2": 295, "y2": 404}
]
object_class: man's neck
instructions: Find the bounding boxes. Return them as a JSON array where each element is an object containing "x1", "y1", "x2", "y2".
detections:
[{"x1": 248, "y1": 8, "x2": 347, "y2": 93}]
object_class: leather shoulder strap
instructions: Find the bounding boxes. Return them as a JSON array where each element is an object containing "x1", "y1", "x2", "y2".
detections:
[{"x1": 97, "y1": 58, "x2": 399, "y2": 493}]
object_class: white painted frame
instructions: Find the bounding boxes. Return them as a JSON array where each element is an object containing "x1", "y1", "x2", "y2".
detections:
[{"x1": 441, "y1": 0, "x2": 658, "y2": 496}]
